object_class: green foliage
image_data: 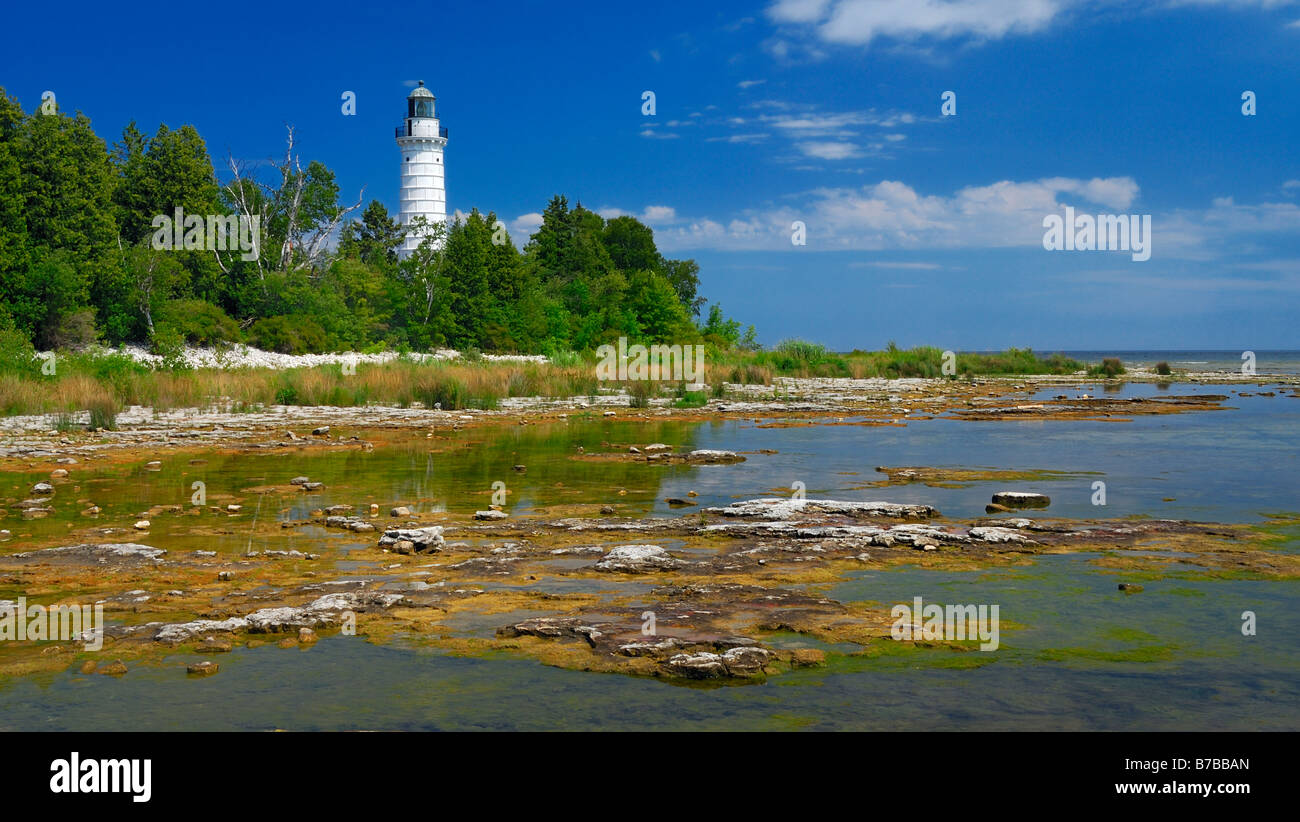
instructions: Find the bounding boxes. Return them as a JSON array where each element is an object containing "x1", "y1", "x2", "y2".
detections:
[
  {"x1": 0, "y1": 309, "x2": 35, "y2": 376},
  {"x1": 0, "y1": 85, "x2": 745, "y2": 360},
  {"x1": 250, "y1": 315, "x2": 326, "y2": 354},
  {"x1": 339, "y1": 200, "x2": 405, "y2": 267},
  {"x1": 1155, "y1": 361, "x2": 1172, "y2": 375},
  {"x1": 673, "y1": 384, "x2": 709, "y2": 408},
  {"x1": 155, "y1": 299, "x2": 240, "y2": 345},
  {"x1": 149, "y1": 324, "x2": 190, "y2": 371},
  {"x1": 1088, "y1": 357, "x2": 1126, "y2": 377}
]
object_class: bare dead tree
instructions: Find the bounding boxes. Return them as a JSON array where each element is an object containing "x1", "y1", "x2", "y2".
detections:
[
  {"x1": 217, "y1": 155, "x2": 270, "y2": 281},
  {"x1": 218, "y1": 125, "x2": 364, "y2": 278}
]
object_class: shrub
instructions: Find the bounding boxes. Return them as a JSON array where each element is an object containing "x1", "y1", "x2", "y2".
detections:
[
  {"x1": 1154, "y1": 361, "x2": 1172, "y2": 375},
  {"x1": 250, "y1": 315, "x2": 327, "y2": 354},
  {"x1": 1088, "y1": 357, "x2": 1126, "y2": 377},
  {"x1": 150, "y1": 324, "x2": 191, "y2": 371},
  {"x1": 673, "y1": 384, "x2": 708, "y2": 408},
  {"x1": 155, "y1": 300, "x2": 241, "y2": 345},
  {"x1": 46, "y1": 309, "x2": 98, "y2": 351},
  {"x1": 0, "y1": 324, "x2": 35, "y2": 377}
]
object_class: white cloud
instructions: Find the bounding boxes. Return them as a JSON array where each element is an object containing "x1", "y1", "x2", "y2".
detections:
[
  {"x1": 738, "y1": 79, "x2": 768, "y2": 88},
  {"x1": 642, "y1": 206, "x2": 678, "y2": 223},
  {"x1": 849, "y1": 261, "x2": 945, "y2": 269},
  {"x1": 765, "y1": 111, "x2": 872, "y2": 136},
  {"x1": 797, "y1": 140, "x2": 861, "y2": 159},
  {"x1": 707, "y1": 133, "x2": 771, "y2": 143},
  {"x1": 510, "y1": 212, "x2": 543, "y2": 239},
  {"x1": 596, "y1": 205, "x2": 680, "y2": 224},
  {"x1": 651, "y1": 174, "x2": 1300, "y2": 261},
  {"x1": 652, "y1": 175, "x2": 1143, "y2": 252},
  {"x1": 769, "y1": 0, "x2": 1063, "y2": 47},
  {"x1": 639, "y1": 128, "x2": 679, "y2": 140},
  {"x1": 769, "y1": 0, "x2": 832, "y2": 23},
  {"x1": 769, "y1": 0, "x2": 1298, "y2": 50}
]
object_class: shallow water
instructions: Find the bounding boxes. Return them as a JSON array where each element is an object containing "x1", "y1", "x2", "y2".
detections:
[{"x1": 1, "y1": 381, "x2": 1297, "y2": 730}]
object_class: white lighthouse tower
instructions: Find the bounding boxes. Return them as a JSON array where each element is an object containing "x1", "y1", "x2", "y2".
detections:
[{"x1": 395, "y1": 81, "x2": 448, "y2": 257}]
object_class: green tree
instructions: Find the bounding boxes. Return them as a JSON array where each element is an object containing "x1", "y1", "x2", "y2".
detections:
[{"x1": 339, "y1": 200, "x2": 405, "y2": 268}]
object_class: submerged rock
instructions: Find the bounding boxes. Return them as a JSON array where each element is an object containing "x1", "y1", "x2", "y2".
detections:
[
  {"x1": 990, "y1": 491, "x2": 1051, "y2": 508},
  {"x1": 684, "y1": 449, "x2": 744, "y2": 464}
]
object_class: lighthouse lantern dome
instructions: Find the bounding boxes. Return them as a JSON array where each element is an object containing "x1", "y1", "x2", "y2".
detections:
[{"x1": 408, "y1": 81, "x2": 436, "y2": 119}]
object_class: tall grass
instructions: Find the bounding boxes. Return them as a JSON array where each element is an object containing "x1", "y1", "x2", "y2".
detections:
[
  {"x1": 0, "y1": 356, "x2": 607, "y2": 418},
  {"x1": 709, "y1": 345, "x2": 1084, "y2": 380},
  {"x1": 0, "y1": 343, "x2": 1095, "y2": 421}
]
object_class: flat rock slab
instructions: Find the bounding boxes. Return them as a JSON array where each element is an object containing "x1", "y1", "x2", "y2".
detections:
[
  {"x1": 593, "y1": 544, "x2": 681, "y2": 573},
  {"x1": 706, "y1": 498, "x2": 938, "y2": 521},
  {"x1": 4, "y1": 542, "x2": 166, "y2": 565},
  {"x1": 378, "y1": 526, "x2": 445, "y2": 553}
]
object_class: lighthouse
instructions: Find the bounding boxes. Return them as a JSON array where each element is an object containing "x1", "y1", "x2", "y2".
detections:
[{"x1": 395, "y1": 81, "x2": 448, "y2": 257}]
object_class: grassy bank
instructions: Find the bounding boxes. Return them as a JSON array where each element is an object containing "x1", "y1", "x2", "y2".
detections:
[
  {"x1": 0, "y1": 343, "x2": 1092, "y2": 423},
  {"x1": 710, "y1": 342, "x2": 1085, "y2": 383},
  {"x1": 0, "y1": 352, "x2": 602, "y2": 421}
]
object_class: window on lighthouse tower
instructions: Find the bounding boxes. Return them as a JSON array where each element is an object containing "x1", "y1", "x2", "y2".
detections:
[{"x1": 415, "y1": 100, "x2": 431, "y2": 117}]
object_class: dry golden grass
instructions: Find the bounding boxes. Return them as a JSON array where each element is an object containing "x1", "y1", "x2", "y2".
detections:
[{"x1": 0, "y1": 358, "x2": 606, "y2": 418}]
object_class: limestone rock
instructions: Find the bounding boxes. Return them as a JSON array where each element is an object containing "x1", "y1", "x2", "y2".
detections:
[
  {"x1": 594, "y1": 544, "x2": 680, "y2": 573},
  {"x1": 378, "y1": 526, "x2": 445, "y2": 553}
]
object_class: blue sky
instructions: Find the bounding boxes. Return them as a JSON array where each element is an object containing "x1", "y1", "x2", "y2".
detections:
[{"x1": 4, "y1": 0, "x2": 1299, "y2": 350}]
